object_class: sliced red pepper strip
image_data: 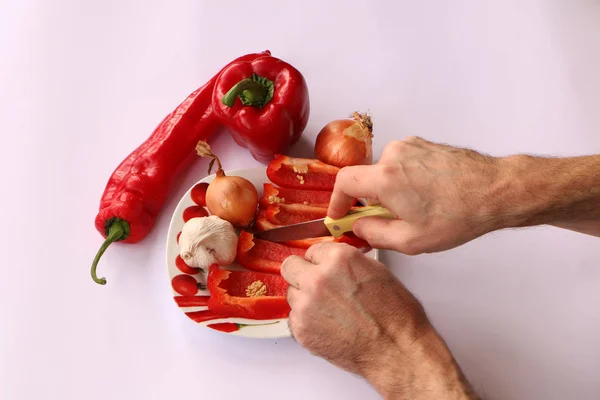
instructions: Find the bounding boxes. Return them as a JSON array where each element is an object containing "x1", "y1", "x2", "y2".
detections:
[
  {"x1": 266, "y1": 155, "x2": 340, "y2": 190},
  {"x1": 259, "y1": 183, "x2": 332, "y2": 209},
  {"x1": 265, "y1": 203, "x2": 328, "y2": 225},
  {"x1": 283, "y1": 233, "x2": 370, "y2": 250},
  {"x1": 236, "y1": 231, "x2": 306, "y2": 274},
  {"x1": 253, "y1": 209, "x2": 280, "y2": 231},
  {"x1": 185, "y1": 309, "x2": 223, "y2": 323},
  {"x1": 174, "y1": 295, "x2": 210, "y2": 307},
  {"x1": 207, "y1": 322, "x2": 240, "y2": 333},
  {"x1": 207, "y1": 321, "x2": 279, "y2": 333},
  {"x1": 207, "y1": 264, "x2": 290, "y2": 320}
]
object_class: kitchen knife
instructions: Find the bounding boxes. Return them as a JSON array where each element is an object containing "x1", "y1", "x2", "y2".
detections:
[{"x1": 253, "y1": 205, "x2": 395, "y2": 242}]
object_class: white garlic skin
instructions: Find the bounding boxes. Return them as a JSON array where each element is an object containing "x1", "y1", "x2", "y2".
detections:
[{"x1": 179, "y1": 215, "x2": 238, "y2": 269}]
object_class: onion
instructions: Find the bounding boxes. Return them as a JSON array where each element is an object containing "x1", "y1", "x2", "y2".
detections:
[
  {"x1": 314, "y1": 112, "x2": 373, "y2": 168},
  {"x1": 196, "y1": 141, "x2": 258, "y2": 228}
]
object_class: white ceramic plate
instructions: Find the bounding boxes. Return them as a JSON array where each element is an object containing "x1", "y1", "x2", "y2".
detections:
[{"x1": 166, "y1": 167, "x2": 379, "y2": 339}]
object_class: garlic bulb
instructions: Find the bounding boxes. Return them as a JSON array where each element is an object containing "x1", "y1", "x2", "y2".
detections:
[{"x1": 179, "y1": 215, "x2": 238, "y2": 269}]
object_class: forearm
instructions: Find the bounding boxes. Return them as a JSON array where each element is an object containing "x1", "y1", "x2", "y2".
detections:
[
  {"x1": 493, "y1": 154, "x2": 600, "y2": 235},
  {"x1": 364, "y1": 327, "x2": 479, "y2": 400}
]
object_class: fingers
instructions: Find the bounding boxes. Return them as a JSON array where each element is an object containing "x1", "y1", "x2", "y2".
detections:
[
  {"x1": 328, "y1": 165, "x2": 381, "y2": 218},
  {"x1": 281, "y1": 255, "x2": 313, "y2": 289},
  {"x1": 286, "y1": 286, "x2": 300, "y2": 308},
  {"x1": 353, "y1": 217, "x2": 421, "y2": 255},
  {"x1": 305, "y1": 241, "x2": 343, "y2": 264}
]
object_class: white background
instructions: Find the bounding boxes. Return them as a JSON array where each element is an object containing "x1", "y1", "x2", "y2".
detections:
[{"x1": 1, "y1": 1, "x2": 599, "y2": 399}]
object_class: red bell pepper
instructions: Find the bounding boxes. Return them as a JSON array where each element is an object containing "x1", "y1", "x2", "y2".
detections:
[
  {"x1": 212, "y1": 54, "x2": 309, "y2": 163},
  {"x1": 265, "y1": 203, "x2": 328, "y2": 225},
  {"x1": 92, "y1": 51, "x2": 270, "y2": 285},
  {"x1": 207, "y1": 264, "x2": 290, "y2": 320},
  {"x1": 259, "y1": 183, "x2": 332, "y2": 209},
  {"x1": 236, "y1": 231, "x2": 306, "y2": 274},
  {"x1": 266, "y1": 155, "x2": 339, "y2": 190}
]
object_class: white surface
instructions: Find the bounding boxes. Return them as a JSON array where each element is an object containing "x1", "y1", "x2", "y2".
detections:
[
  {"x1": 1, "y1": 1, "x2": 599, "y2": 399},
  {"x1": 165, "y1": 167, "x2": 379, "y2": 339}
]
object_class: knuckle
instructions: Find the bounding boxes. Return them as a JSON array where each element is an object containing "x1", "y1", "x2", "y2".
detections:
[
  {"x1": 377, "y1": 164, "x2": 400, "y2": 191},
  {"x1": 328, "y1": 244, "x2": 356, "y2": 263},
  {"x1": 362, "y1": 228, "x2": 391, "y2": 248},
  {"x1": 383, "y1": 140, "x2": 405, "y2": 155},
  {"x1": 280, "y1": 255, "x2": 298, "y2": 275},
  {"x1": 404, "y1": 135, "x2": 423, "y2": 144},
  {"x1": 335, "y1": 166, "x2": 356, "y2": 186},
  {"x1": 311, "y1": 270, "x2": 328, "y2": 291},
  {"x1": 379, "y1": 164, "x2": 398, "y2": 179}
]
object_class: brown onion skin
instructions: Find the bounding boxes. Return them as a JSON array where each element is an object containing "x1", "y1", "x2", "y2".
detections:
[
  {"x1": 206, "y1": 174, "x2": 258, "y2": 228},
  {"x1": 314, "y1": 116, "x2": 373, "y2": 168}
]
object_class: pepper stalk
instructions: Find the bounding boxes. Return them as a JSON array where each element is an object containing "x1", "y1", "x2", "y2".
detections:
[
  {"x1": 221, "y1": 74, "x2": 274, "y2": 108},
  {"x1": 91, "y1": 218, "x2": 130, "y2": 285}
]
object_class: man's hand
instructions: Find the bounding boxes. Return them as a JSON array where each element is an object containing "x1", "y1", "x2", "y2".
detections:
[
  {"x1": 281, "y1": 242, "x2": 478, "y2": 399},
  {"x1": 329, "y1": 136, "x2": 600, "y2": 254}
]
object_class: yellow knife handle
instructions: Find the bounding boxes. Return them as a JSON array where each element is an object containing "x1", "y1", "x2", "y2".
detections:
[{"x1": 324, "y1": 205, "x2": 396, "y2": 238}]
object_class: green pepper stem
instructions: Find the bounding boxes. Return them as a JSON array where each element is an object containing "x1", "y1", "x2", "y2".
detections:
[
  {"x1": 221, "y1": 74, "x2": 274, "y2": 108},
  {"x1": 91, "y1": 219, "x2": 129, "y2": 285}
]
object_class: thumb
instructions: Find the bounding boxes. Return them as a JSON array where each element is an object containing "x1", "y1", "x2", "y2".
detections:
[{"x1": 353, "y1": 217, "x2": 422, "y2": 255}]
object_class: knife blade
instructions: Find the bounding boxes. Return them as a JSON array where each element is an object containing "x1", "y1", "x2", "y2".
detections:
[{"x1": 253, "y1": 205, "x2": 395, "y2": 242}]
